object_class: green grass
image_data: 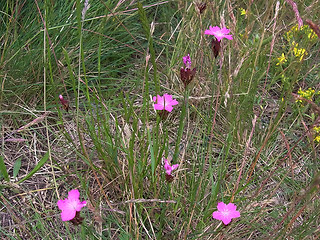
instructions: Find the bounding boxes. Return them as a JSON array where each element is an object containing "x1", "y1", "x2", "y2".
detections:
[{"x1": 1, "y1": 0, "x2": 320, "y2": 239}]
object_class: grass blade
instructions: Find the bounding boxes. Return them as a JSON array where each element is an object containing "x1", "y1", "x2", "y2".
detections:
[
  {"x1": 0, "y1": 156, "x2": 9, "y2": 182},
  {"x1": 13, "y1": 157, "x2": 22, "y2": 179},
  {"x1": 17, "y1": 151, "x2": 49, "y2": 184}
]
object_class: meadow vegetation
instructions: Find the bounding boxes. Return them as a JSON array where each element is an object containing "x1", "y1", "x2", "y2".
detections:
[{"x1": 0, "y1": 0, "x2": 320, "y2": 239}]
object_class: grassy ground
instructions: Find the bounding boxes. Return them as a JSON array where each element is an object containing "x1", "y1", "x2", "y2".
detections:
[{"x1": 1, "y1": 0, "x2": 320, "y2": 239}]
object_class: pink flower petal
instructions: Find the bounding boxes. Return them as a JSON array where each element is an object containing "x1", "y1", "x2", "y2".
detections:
[
  {"x1": 217, "y1": 202, "x2": 227, "y2": 211},
  {"x1": 153, "y1": 94, "x2": 178, "y2": 112},
  {"x1": 213, "y1": 209, "x2": 232, "y2": 225},
  {"x1": 171, "y1": 164, "x2": 179, "y2": 171},
  {"x1": 212, "y1": 211, "x2": 223, "y2": 221},
  {"x1": 221, "y1": 216, "x2": 232, "y2": 225},
  {"x1": 224, "y1": 35, "x2": 233, "y2": 40},
  {"x1": 204, "y1": 30, "x2": 212, "y2": 35},
  {"x1": 57, "y1": 189, "x2": 86, "y2": 221},
  {"x1": 226, "y1": 203, "x2": 237, "y2": 211},
  {"x1": 75, "y1": 201, "x2": 87, "y2": 211},
  {"x1": 183, "y1": 54, "x2": 192, "y2": 68},
  {"x1": 204, "y1": 26, "x2": 233, "y2": 41},
  {"x1": 153, "y1": 104, "x2": 164, "y2": 110},
  {"x1": 212, "y1": 202, "x2": 240, "y2": 225},
  {"x1": 67, "y1": 189, "x2": 80, "y2": 201},
  {"x1": 170, "y1": 99, "x2": 179, "y2": 106},
  {"x1": 163, "y1": 158, "x2": 178, "y2": 175},
  {"x1": 165, "y1": 105, "x2": 174, "y2": 112},
  {"x1": 60, "y1": 208, "x2": 77, "y2": 221},
  {"x1": 163, "y1": 93, "x2": 172, "y2": 100},
  {"x1": 57, "y1": 199, "x2": 67, "y2": 211}
]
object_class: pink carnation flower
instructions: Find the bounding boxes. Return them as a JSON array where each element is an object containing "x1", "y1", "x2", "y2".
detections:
[
  {"x1": 153, "y1": 94, "x2": 179, "y2": 112},
  {"x1": 204, "y1": 26, "x2": 233, "y2": 41},
  {"x1": 212, "y1": 202, "x2": 240, "y2": 225},
  {"x1": 57, "y1": 189, "x2": 87, "y2": 221},
  {"x1": 164, "y1": 158, "x2": 179, "y2": 175},
  {"x1": 182, "y1": 54, "x2": 192, "y2": 69}
]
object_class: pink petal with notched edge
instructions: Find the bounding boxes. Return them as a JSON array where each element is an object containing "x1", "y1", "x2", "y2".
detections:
[
  {"x1": 212, "y1": 202, "x2": 240, "y2": 225},
  {"x1": 163, "y1": 159, "x2": 179, "y2": 175},
  {"x1": 212, "y1": 211, "x2": 223, "y2": 220},
  {"x1": 204, "y1": 26, "x2": 233, "y2": 41},
  {"x1": 154, "y1": 104, "x2": 165, "y2": 110},
  {"x1": 152, "y1": 96, "x2": 157, "y2": 102},
  {"x1": 57, "y1": 189, "x2": 87, "y2": 221},
  {"x1": 221, "y1": 215, "x2": 232, "y2": 225},
  {"x1": 60, "y1": 208, "x2": 77, "y2": 221},
  {"x1": 164, "y1": 94, "x2": 178, "y2": 105},
  {"x1": 164, "y1": 159, "x2": 172, "y2": 174},
  {"x1": 153, "y1": 94, "x2": 178, "y2": 112},
  {"x1": 170, "y1": 99, "x2": 179, "y2": 105},
  {"x1": 171, "y1": 164, "x2": 179, "y2": 171},
  {"x1": 165, "y1": 105, "x2": 173, "y2": 112},
  {"x1": 67, "y1": 189, "x2": 80, "y2": 201},
  {"x1": 226, "y1": 203, "x2": 237, "y2": 211},
  {"x1": 217, "y1": 202, "x2": 227, "y2": 211}
]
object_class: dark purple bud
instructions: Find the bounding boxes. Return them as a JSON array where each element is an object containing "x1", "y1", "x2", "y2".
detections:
[
  {"x1": 180, "y1": 67, "x2": 197, "y2": 88},
  {"x1": 211, "y1": 38, "x2": 221, "y2": 58},
  {"x1": 165, "y1": 174, "x2": 174, "y2": 183},
  {"x1": 197, "y1": 2, "x2": 207, "y2": 14},
  {"x1": 59, "y1": 95, "x2": 69, "y2": 111}
]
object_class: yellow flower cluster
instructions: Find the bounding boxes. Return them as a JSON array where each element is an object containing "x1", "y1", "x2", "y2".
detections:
[
  {"x1": 289, "y1": 40, "x2": 307, "y2": 61},
  {"x1": 297, "y1": 88, "x2": 316, "y2": 102},
  {"x1": 276, "y1": 53, "x2": 287, "y2": 65},
  {"x1": 283, "y1": 24, "x2": 317, "y2": 62},
  {"x1": 286, "y1": 24, "x2": 317, "y2": 40},
  {"x1": 313, "y1": 126, "x2": 320, "y2": 143},
  {"x1": 239, "y1": 8, "x2": 247, "y2": 16},
  {"x1": 293, "y1": 47, "x2": 307, "y2": 61}
]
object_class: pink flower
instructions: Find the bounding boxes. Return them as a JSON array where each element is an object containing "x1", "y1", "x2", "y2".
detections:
[
  {"x1": 180, "y1": 54, "x2": 196, "y2": 88},
  {"x1": 57, "y1": 189, "x2": 87, "y2": 221},
  {"x1": 183, "y1": 54, "x2": 192, "y2": 69},
  {"x1": 204, "y1": 26, "x2": 233, "y2": 41},
  {"x1": 153, "y1": 94, "x2": 179, "y2": 112},
  {"x1": 164, "y1": 159, "x2": 179, "y2": 175},
  {"x1": 212, "y1": 202, "x2": 240, "y2": 225}
]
